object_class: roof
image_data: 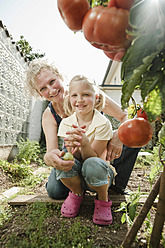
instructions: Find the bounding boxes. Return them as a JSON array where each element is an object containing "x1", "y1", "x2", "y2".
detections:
[
  {"x1": 102, "y1": 60, "x2": 122, "y2": 86},
  {"x1": 0, "y1": 20, "x2": 28, "y2": 62}
]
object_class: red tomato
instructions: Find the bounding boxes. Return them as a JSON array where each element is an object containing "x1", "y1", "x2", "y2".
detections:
[
  {"x1": 108, "y1": 0, "x2": 135, "y2": 10},
  {"x1": 118, "y1": 118, "x2": 153, "y2": 148},
  {"x1": 82, "y1": 6, "x2": 131, "y2": 54},
  {"x1": 137, "y1": 108, "x2": 148, "y2": 121},
  {"x1": 57, "y1": 0, "x2": 90, "y2": 31}
]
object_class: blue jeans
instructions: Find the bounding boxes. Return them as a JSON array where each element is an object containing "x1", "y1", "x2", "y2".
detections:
[
  {"x1": 46, "y1": 157, "x2": 115, "y2": 200},
  {"x1": 112, "y1": 145, "x2": 141, "y2": 190}
]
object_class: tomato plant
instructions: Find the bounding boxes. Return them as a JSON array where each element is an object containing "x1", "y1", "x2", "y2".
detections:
[
  {"x1": 82, "y1": 6, "x2": 131, "y2": 55},
  {"x1": 137, "y1": 108, "x2": 148, "y2": 121},
  {"x1": 121, "y1": 0, "x2": 165, "y2": 122},
  {"x1": 57, "y1": 0, "x2": 90, "y2": 31},
  {"x1": 118, "y1": 118, "x2": 153, "y2": 148}
]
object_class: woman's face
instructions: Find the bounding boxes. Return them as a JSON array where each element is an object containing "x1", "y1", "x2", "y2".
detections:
[{"x1": 35, "y1": 69, "x2": 65, "y2": 103}]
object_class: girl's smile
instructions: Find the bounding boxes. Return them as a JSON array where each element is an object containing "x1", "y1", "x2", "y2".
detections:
[{"x1": 69, "y1": 81, "x2": 96, "y2": 117}]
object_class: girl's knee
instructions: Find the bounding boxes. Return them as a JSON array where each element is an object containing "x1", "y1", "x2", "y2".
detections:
[
  {"x1": 82, "y1": 157, "x2": 111, "y2": 186},
  {"x1": 82, "y1": 157, "x2": 108, "y2": 176}
]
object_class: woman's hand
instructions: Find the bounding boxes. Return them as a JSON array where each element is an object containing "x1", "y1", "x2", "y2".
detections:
[
  {"x1": 44, "y1": 149, "x2": 74, "y2": 172},
  {"x1": 106, "y1": 130, "x2": 123, "y2": 161}
]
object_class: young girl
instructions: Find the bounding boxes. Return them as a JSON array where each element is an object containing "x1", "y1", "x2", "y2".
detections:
[{"x1": 57, "y1": 75, "x2": 116, "y2": 225}]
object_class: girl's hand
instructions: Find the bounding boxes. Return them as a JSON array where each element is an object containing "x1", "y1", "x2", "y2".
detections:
[
  {"x1": 44, "y1": 149, "x2": 74, "y2": 172},
  {"x1": 64, "y1": 124, "x2": 88, "y2": 154}
]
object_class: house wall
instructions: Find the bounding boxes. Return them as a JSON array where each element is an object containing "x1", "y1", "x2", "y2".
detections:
[
  {"x1": 0, "y1": 21, "x2": 43, "y2": 159},
  {"x1": 104, "y1": 61, "x2": 122, "y2": 85},
  {"x1": 102, "y1": 86, "x2": 142, "y2": 106}
]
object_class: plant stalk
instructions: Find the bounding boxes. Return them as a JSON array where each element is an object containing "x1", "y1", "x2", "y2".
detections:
[
  {"x1": 149, "y1": 145, "x2": 165, "y2": 247},
  {"x1": 122, "y1": 175, "x2": 161, "y2": 248}
]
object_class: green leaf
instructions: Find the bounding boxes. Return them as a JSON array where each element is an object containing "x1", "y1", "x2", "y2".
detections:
[
  {"x1": 140, "y1": 72, "x2": 160, "y2": 99},
  {"x1": 143, "y1": 87, "x2": 164, "y2": 122},
  {"x1": 121, "y1": 0, "x2": 165, "y2": 120},
  {"x1": 158, "y1": 123, "x2": 165, "y2": 147},
  {"x1": 150, "y1": 51, "x2": 165, "y2": 72},
  {"x1": 129, "y1": 204, "x2": 137, "y2": 221},
  {"x1": 115, "y1": 202, "x2": 127, "y2": 212},
  {"x1": 126, "y1": 214, "x2": 133, "y2": 226},
  {"x1": 121, "y1": 38, "x2": 163, "y2": 110},
  {"x1": 16, "y1": 35, "x2": 45, "y2": 62},
  {"x1": 121, "y1": 213, "x2": 126, "y2": 224},
  {"x1": 121, "y1": 46, "x2": 159, "y2": 109},
  {"x1": 121, "y1": 35, "x2": 164, "y2": 82}
]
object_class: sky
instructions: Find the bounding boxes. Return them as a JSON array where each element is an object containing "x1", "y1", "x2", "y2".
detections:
[{"x1": 0, "y1": 0, "x2": 110, "y2": 84}]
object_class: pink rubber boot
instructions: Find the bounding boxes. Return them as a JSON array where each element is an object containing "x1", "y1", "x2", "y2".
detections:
[
  {"x1": 93, "y1": 198, "x2": 113, "y2": 225},
  {"x1": 61, "y1": 192, "x2": 84, "y2": 218}
]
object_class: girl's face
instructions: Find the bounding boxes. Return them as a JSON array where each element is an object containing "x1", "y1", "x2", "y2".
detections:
[
  {"x1": 69, "y1": 81, "x2": 96, "y2": 116},
  {"x1": 35, "y1": 69, "x2": 65, "y2": 103}
]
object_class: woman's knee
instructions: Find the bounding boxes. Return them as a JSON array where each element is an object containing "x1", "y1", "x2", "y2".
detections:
[
  {"x1": 46, "y1": 181, "x2": 69, "y2": 199},
  {"x1": 46, "y1": 168, "x2": 69, "y2": 199}
]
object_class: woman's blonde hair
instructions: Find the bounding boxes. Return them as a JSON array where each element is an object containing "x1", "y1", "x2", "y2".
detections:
[
  {"x1": 25, "y1": 59, "x2": 64, "y2": 98},
  {"x1": 64, "y1": 75, "x2": 105, "y2": 116}
]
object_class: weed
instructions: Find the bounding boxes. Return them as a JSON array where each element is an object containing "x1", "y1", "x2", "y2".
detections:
[
  {"x1": 116, "y1": 145, "x2": 165, "y2": 246},
  {"x1": 111, "y1": 223, "x2": 120, "y2": 230},
  {"x1": 3, "y1": 202, "x2": 96, "y2": 248},
  {"x1": 16, "y1": 137, "x2": 46, "y2": 165},
  {"x1": 0, "y1": 159, "x2": 32, "y2": 180},
  {"x1": 144, "y1": 212, "x2": 153, "y2": 243},
  {"x1": 135, "y1": 146, "x2": 164, "y2": 188},
  {"x1": 56, "y1": 220, "x2": 94, "y2": 247},
  {"x1": 0, "y1": 205, "x2": 13, "y2": 226},
  {"x1": 115, "y1": 186, "x2": 141, "y2": 226}
]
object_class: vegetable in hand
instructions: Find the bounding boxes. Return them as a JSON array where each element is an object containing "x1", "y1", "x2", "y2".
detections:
[{"x1": 63, "y1": 152, "x2": 74, "y2": 161}]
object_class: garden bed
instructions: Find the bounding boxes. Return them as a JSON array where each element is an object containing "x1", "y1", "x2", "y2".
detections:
[{"x1": 0, "y1": 156, "x2": 165, "y2": 247}]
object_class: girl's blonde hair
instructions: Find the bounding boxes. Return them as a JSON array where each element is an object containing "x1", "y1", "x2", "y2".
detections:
[
  {"x1": 64, "y1": 75, "x2": 105, "y2": 116},
  {"x1": 25, "y1": 59, "x2": 64, "y2": 98}
]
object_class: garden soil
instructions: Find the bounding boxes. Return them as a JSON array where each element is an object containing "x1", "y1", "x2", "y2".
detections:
[{"x1": 0, "y1": 162, "x2": 165, "y2": 248}]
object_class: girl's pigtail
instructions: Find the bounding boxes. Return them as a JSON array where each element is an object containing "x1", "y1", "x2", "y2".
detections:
[
  {"x1": 94, "y1": 88, "x2": 105, "y2": 111},
  {"x1": 64, "y1": 94, "x2": 74, "y2": 116}
]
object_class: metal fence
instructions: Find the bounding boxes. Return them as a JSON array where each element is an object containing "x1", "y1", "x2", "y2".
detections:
[{"x1": 0, "y1": 24, "x2": 31, "y2": 146}]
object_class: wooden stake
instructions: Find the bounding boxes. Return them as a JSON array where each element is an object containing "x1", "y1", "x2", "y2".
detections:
[{"x1": 122, "y1": 175, "x2": 161, "y2": 248}]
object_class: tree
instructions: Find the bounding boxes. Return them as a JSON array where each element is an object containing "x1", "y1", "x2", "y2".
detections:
[{"x1": 16, "y1": 35, "x2": 45, "y2": 62}]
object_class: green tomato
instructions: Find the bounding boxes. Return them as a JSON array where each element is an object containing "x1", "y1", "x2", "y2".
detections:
[{"x1": 63, "y1": 152, "x2": 74, "y2": 161}]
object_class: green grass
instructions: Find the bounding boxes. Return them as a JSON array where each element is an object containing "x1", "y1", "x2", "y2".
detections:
[
  {"x1": 16, "y1": 137, "x2": 46, "y2": 166},
  {"x1": 1, "y1": 140, "x2": 165, "y2": 247},
  {"x1": 1, "y1": 202, "x2": 96, "y2": 248}
]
